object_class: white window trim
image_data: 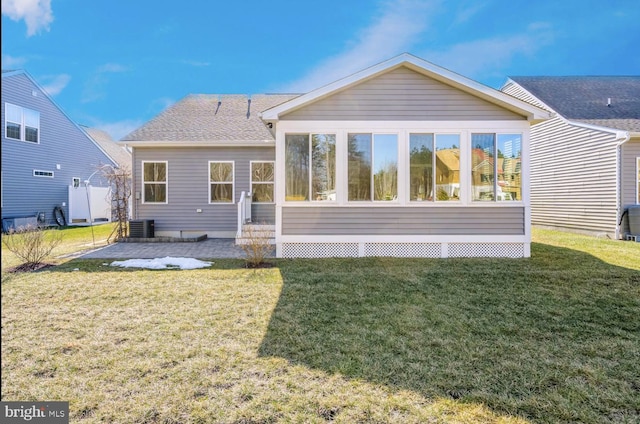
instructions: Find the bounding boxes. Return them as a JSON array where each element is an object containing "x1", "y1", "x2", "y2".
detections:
[
  {"x1": 408, "y1": 132, "x2": 463, "y2": 203},
  {"x1": 141, "y1": 160, "x2": 168, "y2": 204},
  {"x1": 5, "y1": 102, "x2": 40, "y2": 143},
  {"x1": 284, "y1": 133, "x2": 338, "y2": 203},
  {"x1": 276, "y1": 120, "x2": 529, "y2": 208},
  {"x1": 33, "y1": 169, "x2": 54, "y2": 178},
  {"x1": 250, "y1": 160, "x2": 275, "y2": 204},
  {"x1": 208, "y1": 161, "x2": 235, "y2": 204},
  {"x1": 470, "y1": 132, "x2": 524, "y2": 204}
]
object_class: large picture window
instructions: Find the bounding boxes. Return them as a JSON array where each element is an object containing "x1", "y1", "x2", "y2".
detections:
[
  {"x1": 348, "y1": 133, "x2": 398, "y2": 201},
  {"x1": 5, "y1": 103, "x2": 39, "y2": 143},
  {"x1": 285, "y1": 134, "x2": 336, "y2": 201},
  {"x1": 251, "y1": 161, "x2": 274, "y2": 203},
  {"x1": 472, "y1": 133, "x2": 521, "y2": 201},
  {"x1": 410, "y1": 133, "x2": 460, "y2": 201},
  {"x1": 142, "y1": 161, "x2": 167, "y2": 203},
  {"x1": 209, "y1": 161, "x2": 234, "y2": 203}
]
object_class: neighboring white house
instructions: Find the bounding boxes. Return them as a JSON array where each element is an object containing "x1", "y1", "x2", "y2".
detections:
[
  {"x1": 122, "y1": 53, "x2": 551, "y2": 258},
  {"x1": 502, "y1": 76, "x2": 640, "y2": 239}
]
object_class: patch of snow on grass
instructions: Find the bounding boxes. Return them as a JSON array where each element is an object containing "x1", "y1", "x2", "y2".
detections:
[{"x1": 110, "y1": 257, "x2": 213, "y2": 270}]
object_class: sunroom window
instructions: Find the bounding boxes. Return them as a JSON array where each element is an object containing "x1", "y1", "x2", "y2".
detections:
[
  {"x1": 285, "y1": 134, "x2": 336, "y2": 201},
  {"x1": 472, "y1": 133, "x2": 522, "y2": 201},
  {"x1": 348, "y1": 133, "x2": 397, "y2": 201},
  {"x1": 410, "y1": 134, "x2": 460, "y2": 201}
]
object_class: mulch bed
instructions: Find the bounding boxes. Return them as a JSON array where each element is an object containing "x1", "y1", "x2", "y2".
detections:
[{"x1": 245, "y1": 262, "x2": 275, "y2": 269}]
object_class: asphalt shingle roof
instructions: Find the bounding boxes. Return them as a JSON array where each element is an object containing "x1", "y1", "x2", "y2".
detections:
[
  {"x1": 82, "y1": 126, "x2": 132, "y2": 168},
  {"x1": 122, "y1": 94, "x2": 299, "y2": 143},
  {"x1": 509, "y1": 76, "x2": 640, "y2": 132}
]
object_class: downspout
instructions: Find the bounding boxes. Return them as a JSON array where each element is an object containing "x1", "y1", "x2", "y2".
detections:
[{"x1": 615, "y1": 132, "x2": 631, "y2": 239}]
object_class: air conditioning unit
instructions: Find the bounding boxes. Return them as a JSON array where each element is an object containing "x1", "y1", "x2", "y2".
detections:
[{"x1": 129, "y1": 219, "x2": 154, "y2": 238}]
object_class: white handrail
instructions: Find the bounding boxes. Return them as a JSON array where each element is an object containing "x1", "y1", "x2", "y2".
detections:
[{"x1": 237, "y1": 191, "x2": 252, "y2": 237}]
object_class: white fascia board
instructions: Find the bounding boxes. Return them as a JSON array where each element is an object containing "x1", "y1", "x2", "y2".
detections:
[
  {"x1": 566, "y1": 120, "x2": 630, "y2": 141},
  {"x1": 261, "y1": 53, "x2": 552, "y2": 122}
]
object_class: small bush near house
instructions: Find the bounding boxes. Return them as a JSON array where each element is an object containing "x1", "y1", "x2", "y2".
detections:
[
  {"x1": 239, "y1": 225, "x2": 274, "y2": 268},
  {"x1": 2, "y1": 224, "x2": 63, "y2": 271}
]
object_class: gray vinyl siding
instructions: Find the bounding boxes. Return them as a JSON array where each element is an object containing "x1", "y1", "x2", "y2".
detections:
[
  {"x1": 1, "y1": 73, "x2": 115, "y2": 225},
  {"x1": 282, "y1": 67, "x2": 524, "y2": 121},
  {"x1": 504, "y1": 81, "x2": 621, "y2": 236},
  {"x1": 133, "y1": 146, "x2": 275, "y2": 233},
  {"x1": 529, "y1": 116, "x2": 619, "y2": 235},
  {"x1": 282, "y1": 206, "x2": 524, "y2": 235},
  {"x1": 621, "y1": 138, "x2": 640, "y2": 208}
]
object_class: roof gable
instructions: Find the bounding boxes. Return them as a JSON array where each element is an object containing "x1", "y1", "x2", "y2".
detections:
[
  {"x1": 262, "y1": 53, "x2": 550, "y2": 123},
  {"x1": 2, "y1": 70, "x2": 118, "y2": 166},
  {"x1": 280, "y1": 66, "x2": 524, "y2": 121}
]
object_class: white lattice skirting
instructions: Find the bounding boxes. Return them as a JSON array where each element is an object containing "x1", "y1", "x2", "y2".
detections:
[{"x1": 281, "y1": 242, "x2": 527, "y2": 258}]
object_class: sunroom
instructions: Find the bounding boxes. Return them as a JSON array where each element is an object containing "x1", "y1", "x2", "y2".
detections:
[{"x1": 262, "y1": 54, "x2": 550, "y2": 258}]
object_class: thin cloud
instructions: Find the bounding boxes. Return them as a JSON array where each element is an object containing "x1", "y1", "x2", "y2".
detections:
[
  {"x1": 451, "y1": 1, "x2": 488, "y2": 26},
  {"x1": 40, "y1": 73, "x2": 70, "y2": 96},
  {"x1": 82, "y1": 63, "x2": 129, "y2": 103},
  {"x1": 1, "y1": 0, "x2": 53, "y2": 36},
  {"x1": 422, "y1": 25, "x2": 554, "y2": 79},
  {"x1": 181, "y1": 60, "x2": 210, "y2": 67},
  {"x1": 1, "y1": 54, "x2": 28, "y2": 69},
  {"x1": 281, "y1": 0, "x2": 441, "y2": 93}
]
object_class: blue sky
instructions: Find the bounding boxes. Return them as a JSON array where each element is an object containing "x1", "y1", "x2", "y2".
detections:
[{"x1": 2, "y1": 0, "x2": 639, "y2": 140}]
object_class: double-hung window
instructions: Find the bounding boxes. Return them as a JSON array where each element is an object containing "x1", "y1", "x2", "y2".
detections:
[
  {"x1": 285, "y1": 134, "x2": 336, "y2": 201},
  {"x1": 251, "y1": 161, "x2": 274, "y2": 203},
  {"x1": 142, "y1": 161, "x2": 167, "y2": 203},
  {"x1": 471, "y1": 133, "x2": 522, "y2": 201},
  {"x1": 348, "y1": 133, "x2": 397, "y2": 201},
  {"x1": 5, "y1": 103, "x2": 40, "y2": 143},
  {"x1": 410, "y1": 133, "x2": 460, "y2": 201},
  {"x1": 209, "y1": 161, "x2": 234, "y2": 203}
]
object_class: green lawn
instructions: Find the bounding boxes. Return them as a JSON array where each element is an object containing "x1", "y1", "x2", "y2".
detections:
[{"x1": 1, "y1": 227, "x2": 639, "y2": 423}]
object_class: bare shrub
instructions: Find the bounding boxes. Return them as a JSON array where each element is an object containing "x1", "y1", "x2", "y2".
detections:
[
  {"x1": 239, "y1": 225, "x2": 274, "y2": 268},
  {"x1": 2, "y1": 224, "x2": 63, "y2": 269}
]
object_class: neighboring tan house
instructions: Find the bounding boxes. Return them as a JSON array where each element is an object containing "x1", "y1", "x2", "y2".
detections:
[
  {"x1": 122, "y1": 53, "x2": 551, "y2": 258},
  {"x1": 1, "y1": 70, "x2": 117, "y2": 230},
  {"x1": 502, "y1": 76, "x2": 640, "y2": 239}
]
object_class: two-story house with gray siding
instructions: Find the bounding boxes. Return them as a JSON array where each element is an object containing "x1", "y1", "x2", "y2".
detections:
[
  {"x1": 123, "y1": 54, "x2": 551, "y2": 258},
  {"x1": 2, "y1": 70, "x2": 117, "y2": 229},
  {"x1": 502, "y1": 76, "x2": 640, "y2": 239}
]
